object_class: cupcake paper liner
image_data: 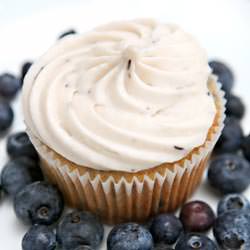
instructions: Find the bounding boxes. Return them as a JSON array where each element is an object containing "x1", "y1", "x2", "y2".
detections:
[{"x1": 28, "y1": 77, "x2": 226, "y2": 224}]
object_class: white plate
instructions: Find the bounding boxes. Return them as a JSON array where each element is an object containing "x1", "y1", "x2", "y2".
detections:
[{"x1": 1, "y1": 0, "x2": 250, "y2": 249}]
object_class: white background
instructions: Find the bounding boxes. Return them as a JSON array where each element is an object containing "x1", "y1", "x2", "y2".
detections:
[{"x1": 0, "y1": 0, "x2": 250, "y2": 249}]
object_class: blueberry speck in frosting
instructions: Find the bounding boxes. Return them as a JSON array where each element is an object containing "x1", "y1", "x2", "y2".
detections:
[
  {"x1": 127, "y1": 59, "x2": 132, "y2": 70},
  {"x1": 174, "y1": 146, "x2": 184, "y2": 150},
  {"x1": 151, "y1": 109, "x2": 165, "y2": 117},
  {"x1": 58, "y1": 29, "x2": 77, "y2": 39}
]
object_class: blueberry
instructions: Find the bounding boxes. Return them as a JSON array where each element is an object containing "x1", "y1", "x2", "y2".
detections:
[
  {"x1": 57, "y1": 210, "x2": 104, "y2": 249},
  {"x1": 58, "y1": 29, "x2": 77, "y2": 39},
  {"x1": 7, "y1": 131, "x2": 38, "y2": 159},
  {"x1": 213, "y1": 210, "x2": 250, "y2": 249},
  {"x1": 1, "y1": 157, "x2": 43, "y2": 196},
  {"x1": 209, "y1": 60, "x2": 234, "y2": 95},
  {"x1": 226, "y1": 95, "x2": 245, "y2": 120},
  {"x1": 73, "y1": 246, "x2": 95, "y2": 250},
  {"x1": 180, "y1": 200, "x2": 215, "y2": 232},
  {"x1": 218, "y1": 194, "x2": 250, "y2": 216},
  {"x1": 0, "y1": 101, "x2": 14, "y2": 134},
  {"x1": 14, "y1": 181, "x2": 63, "y2": 225},
  {"x1": 241, "y1": 134, "x2": 250, "y2": 161},
  {"x1": 0, "y1": 185, "x2": 2, "y2": 201},
  {"x1": 176, "y1": 234, "x2": 218, "y2": 250},
  {"x1": 144, "y1": 218, "x2": 153, "y2": 230},
  {"x1": 154, "y1": 244, "x2": 174, "y2": 250},
  {"x1": 21, "y1": 61, "x2": 32, "y2": 84},
  {"x1": 215, "y1": 117, "x2": 243, "y2": 154},
  {"x1": 208, "y1": 153, "x2": 250, "y2": 194},
  {"x1": 107, "y1": 223, "x2": 153, "y2": 250},
  {"x1": 0, "y1": 73, "x2": 20, "y2": 99},
  {"x1": 150, "y1": 214, "x2": 183, "y2": 244},
  {"x1": 22, "y1": 224, "x2": 56, "y2": 250}
]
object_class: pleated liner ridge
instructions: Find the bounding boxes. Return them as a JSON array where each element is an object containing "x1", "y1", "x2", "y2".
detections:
[{"x1": 28, "y1": 79, "x2": 226, "y2": 224}]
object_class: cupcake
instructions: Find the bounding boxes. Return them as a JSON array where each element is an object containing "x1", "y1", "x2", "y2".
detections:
[{"x1": 22, "y1": 19, "x2": 225, "y2": 224}]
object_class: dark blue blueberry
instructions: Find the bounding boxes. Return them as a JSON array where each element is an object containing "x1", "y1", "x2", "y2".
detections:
[
  {"x1": 176, "y1": 234, "x2": 218, "y2": 250},
  {"x1": 57, "y1": 210, "x2": 104, "y2": 249},
  {"x1": 150, "y1": 214, "x2": 183, "y2": 244},
  {"x1": 144, "y1": 218, "x2": 153, "y2": 230},
  {"x1": 73, "y1": 246, "x2": 95, "y2": 250},
  {"x1": 218, "y1": 194, "x2": 250, "y2": 216},
  {"x1": 22, "y1": 224, "x2": 56, "y2": 250},
  {"x1": 21, "y1": 61, "x2": 32, "y2": 84},
  {"x1": 0, "y1": 101, "x2": 14, "y2": 134},
  {"x1": 7, "y1": 132, "x2": 38, "y2": 159},
  {"x1": 215, "y1": 117, "x2": 243, "y2": 154},
  {"x1": 154, "y1": 244, "x2": 174, "y2": 250},
  {"x1": 208, "y1": 153, "x2": 250, "y2": 194},
  {"x1": 180, "y1": 201, "x2": 215, "y2": 232},
  {"x1": 241, "y1": 134, "x2": 250, "y2": 161},
  {"x1": 14, "y1": 181, "x2": 63, "y2": 225},
  {"x1": 226, "y1": 95, "x2": 245, "y2": 120},
  {"x1": 213, "y1": 210, "x2": 250, "y2": 249},
  {"x1": 1, "y1": 157, "x2": 43, "y2": 196},
  {"x1": 209, "y1": 60, "x2": 234, "y2": 95},
  {"x1": 58, "y1": 29, "x2": 77, "y2": 39},
  {"x1": 0, "y1": 185, "x2": 2, "y2": 201},
  {"x1": 107, "y1": 223, "x2": 153, "y2": 250},
  {"x1": 0, "y1": 73, "x2": 20, "y2": 99}
]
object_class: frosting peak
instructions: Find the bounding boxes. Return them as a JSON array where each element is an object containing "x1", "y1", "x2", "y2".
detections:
[{"x1": 22, "y1": 19, "x2": 216, "y2": 172}]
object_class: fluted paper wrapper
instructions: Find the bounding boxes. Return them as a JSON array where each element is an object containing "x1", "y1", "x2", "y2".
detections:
[{"x1": 28, "y1": 78, "x2": 226, "y2": 224}]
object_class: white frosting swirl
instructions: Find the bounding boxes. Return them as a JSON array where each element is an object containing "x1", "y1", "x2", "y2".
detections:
[{"x1": 22, "y1": 19, "x2": 216, "y2": 172}]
